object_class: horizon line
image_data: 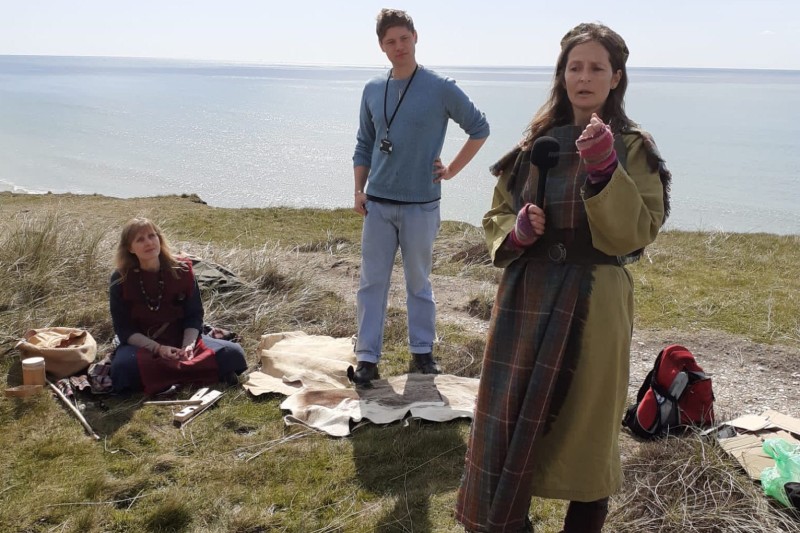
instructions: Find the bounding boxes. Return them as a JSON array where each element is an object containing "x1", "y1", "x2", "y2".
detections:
[{"x1": 2, "y1": 53, "x2": 800, "y2": 74}]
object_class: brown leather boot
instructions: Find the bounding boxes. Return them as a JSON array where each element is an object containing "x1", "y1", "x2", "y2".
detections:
[{"x1": 562, "y1": 497, "x2": 609, "y2": 533}]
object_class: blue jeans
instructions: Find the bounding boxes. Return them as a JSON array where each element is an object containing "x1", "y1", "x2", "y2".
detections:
[
  {"x1": 356, "y1": 199, "x2": 441, "y2": 363},
  {"x1": 110, "y1": 335, "x2": 247, "y2": 393}
]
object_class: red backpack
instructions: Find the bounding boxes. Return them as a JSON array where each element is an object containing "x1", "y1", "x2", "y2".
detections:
[{"x1": 623, "y1": 344, "x2": 715, "y2": 439}]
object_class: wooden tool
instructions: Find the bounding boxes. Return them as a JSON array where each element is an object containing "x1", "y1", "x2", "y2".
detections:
[
  {"x1": 4, "y1": 385, "x2": 43, "y2": 398},
  {"x1": 46, "y1": 380, "x2": 101, "y2": 441},
  {"x1": 143, "y1": 399, "x2": 204, "y2": 406},
  {"x1": 173, "y1": 388, "x2": 223, "y2": 426}
]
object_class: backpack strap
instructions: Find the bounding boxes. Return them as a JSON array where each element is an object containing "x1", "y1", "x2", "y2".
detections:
[
  {"x1": 635, "y1": 355, "x2": 659, "y2": 403},
  {"x1": 648, "y1": 348, "x2": 669, "y2": 398}
]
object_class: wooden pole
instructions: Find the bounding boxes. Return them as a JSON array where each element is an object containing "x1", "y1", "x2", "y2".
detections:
[
  {"x1": 46, "y1": 380, "x2": 101, "y2": 441},
  {"x1": 143, "y1": 399, "x2": 203, "y2": 406}
]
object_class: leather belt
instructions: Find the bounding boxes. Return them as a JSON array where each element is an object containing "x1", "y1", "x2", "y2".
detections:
[{"x1": 521, "y1": 239, "x2": 620, "y2": 266}]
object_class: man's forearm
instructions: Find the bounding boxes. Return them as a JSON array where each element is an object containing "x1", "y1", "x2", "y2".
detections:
[
  {"x1": 354, "y1": 166, "x2": 369, "y2": 193},
  {"x1": 448, "y1": 137, "x2": 487, "y2": 177}
]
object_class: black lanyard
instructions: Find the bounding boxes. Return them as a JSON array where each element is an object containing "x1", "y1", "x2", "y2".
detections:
[{"x1": 383, "y1": 65, "x2": 418, "y2": 139}]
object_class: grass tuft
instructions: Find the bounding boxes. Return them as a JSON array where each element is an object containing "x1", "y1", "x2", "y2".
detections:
[
  {"x1": 143, "y1": 494, "x2": 193, "y2": 532},
  {"x1": 464, "y1": 290, "x2": 494, "y2": 321},
  {"x1": 608, "y1": 435, "x2": 800, "y2": 532}
]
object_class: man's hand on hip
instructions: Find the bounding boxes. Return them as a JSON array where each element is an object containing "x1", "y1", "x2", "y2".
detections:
[{"x1": 433, "y1": 158, "x2": 454, "y2": 183}]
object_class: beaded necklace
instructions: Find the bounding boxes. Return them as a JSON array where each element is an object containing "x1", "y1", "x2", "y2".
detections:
[{"x1": 136, "y1": 268, "x2": 164, "y2": 312}]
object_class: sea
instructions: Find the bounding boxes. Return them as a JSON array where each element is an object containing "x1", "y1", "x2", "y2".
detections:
[{"x1": 1, "y1": 55, "x2": 799, "y2": 234}]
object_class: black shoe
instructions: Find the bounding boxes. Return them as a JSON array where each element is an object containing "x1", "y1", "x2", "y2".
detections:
[
  {"x1": 412, "y1": 353, "x2": 441, "y2": 375},
  {"x1": 524, "y1": 515, "x2": 534, "y2": 532},
  {"x1": 349, "y1": 361, "x2": 380, "y2": 388},
  {"x1": 222, "y1": 370, "x2": 245, "y2": 386}
]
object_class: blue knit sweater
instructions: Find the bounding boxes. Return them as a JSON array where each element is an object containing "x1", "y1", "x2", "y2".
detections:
[{"x1": 353, "y1": 66, "x2": 490, "y2": 203}]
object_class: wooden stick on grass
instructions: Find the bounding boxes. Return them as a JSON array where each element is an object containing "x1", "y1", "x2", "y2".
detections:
[
  {"x1": 143, "y1": 399, "x2": 203, "y2": 406},
  {"x1": 46, "y1": 379, "x2": 101, "y2": 441}
]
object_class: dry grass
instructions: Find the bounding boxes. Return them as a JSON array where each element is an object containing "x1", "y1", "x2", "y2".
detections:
[
  {"x1": 0, "y1": 195, "x2": 479, "y2": 532},
  {"x1": 0, "y1": 209, "x2": 113, "y2": 345},
  {"x1": 463, "y1": 291, "x2": 494, "y2": 322},
  {"x1": 433, "y1": 222, "x2": 497, "y2": 283},
  {"x1": 608, "y1": 436, "x2": 800, "y2": 532},
  {"x1": 1, "y1": 193, "x2": 799, "y2": 532}
]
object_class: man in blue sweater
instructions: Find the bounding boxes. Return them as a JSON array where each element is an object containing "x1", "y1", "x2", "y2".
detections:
[{"x1": 351, "y1": 8, "x2": 490, "y2": 387}]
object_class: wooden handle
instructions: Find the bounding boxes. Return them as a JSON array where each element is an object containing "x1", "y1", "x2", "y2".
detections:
[
  {"x1": 143, "y1": 399, "x2": 203, "y2": 406},
  {"x1": 46, "y1": 380, "x2": 100, "y2": 441}
]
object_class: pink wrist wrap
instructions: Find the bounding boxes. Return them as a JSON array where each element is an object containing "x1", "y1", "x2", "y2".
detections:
[
  {"x1": 576, "y1": 125, "x2": 617, "y2": 174},
  {"x1": 510, "y1": 203, "x2": 537, "y2": 248}
]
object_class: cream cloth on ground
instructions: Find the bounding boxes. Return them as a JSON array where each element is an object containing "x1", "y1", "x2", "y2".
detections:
[{"x1": 241, "y1": 331, "x2": 479, "y2": 436}]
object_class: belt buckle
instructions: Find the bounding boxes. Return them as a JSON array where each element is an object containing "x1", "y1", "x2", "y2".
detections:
[{"x1": 548, "y1": 243, "x2": 567, "y2": 263}]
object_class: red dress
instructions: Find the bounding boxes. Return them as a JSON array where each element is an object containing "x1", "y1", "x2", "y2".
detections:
[{"x1": 111, "y1": 260, "x2": 218, "y2": 394}]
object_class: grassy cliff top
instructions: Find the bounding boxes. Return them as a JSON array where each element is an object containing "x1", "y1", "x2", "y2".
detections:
[{"x1": 1, "y1": 192, "x2": 798, "y2": 532}]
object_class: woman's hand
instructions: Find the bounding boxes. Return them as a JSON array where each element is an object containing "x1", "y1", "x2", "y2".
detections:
[
  {"x1": 576, "y1": 113, "x2": 617, "y2": 173},
  {"x1": 180, "y1": 342, "x2": 196, "y2": 361},
  {"x1": 576, "y1": 113, "x2": 608, "y2": 144},
  {"x1": 156, "y1": 344, "x2": 182, "y2": 361},
  {"x1": 509, "y1": 203, "x2": 545, "y2": 248}
]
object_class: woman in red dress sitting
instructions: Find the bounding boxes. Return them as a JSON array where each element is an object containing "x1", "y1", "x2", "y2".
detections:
[{"x1": 109, "y1": 217, "x2": 247, "y2": 394}]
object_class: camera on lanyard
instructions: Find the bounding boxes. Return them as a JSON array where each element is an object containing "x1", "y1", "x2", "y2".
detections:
[{"x1": 380, "y1": 65, "x2": 417, "y2": 157}]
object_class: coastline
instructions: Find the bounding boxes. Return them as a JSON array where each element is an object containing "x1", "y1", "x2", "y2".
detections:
[
  {"x1": 3, "y1": 189, "x2": 800, "y2": 238},
  {"x1": 3, "y1": 57, "x2": 800, "y2": 235}
]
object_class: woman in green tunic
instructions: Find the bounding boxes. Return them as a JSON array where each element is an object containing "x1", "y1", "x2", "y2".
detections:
[{"x1": 455, "y1": 23, "x2": 670, "y2": 533}]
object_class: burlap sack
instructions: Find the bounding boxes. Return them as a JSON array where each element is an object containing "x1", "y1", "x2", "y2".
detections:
[{"x1": 17, "y1": 327, "x2": 97, "y2": 379}]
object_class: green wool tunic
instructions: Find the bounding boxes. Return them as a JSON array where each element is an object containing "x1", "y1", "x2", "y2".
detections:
[{"x1": 455, "y1": 126, "x2": 666, "y2": 533}]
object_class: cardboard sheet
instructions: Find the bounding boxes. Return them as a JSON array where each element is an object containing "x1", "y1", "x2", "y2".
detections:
[{"x1": 717, "y1": 411, "x2": 800, "y2": 480}]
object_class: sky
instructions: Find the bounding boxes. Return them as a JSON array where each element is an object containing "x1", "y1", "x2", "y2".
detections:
[{"x1": 2, "y1": 0, "x2": 799, "y2": 70}]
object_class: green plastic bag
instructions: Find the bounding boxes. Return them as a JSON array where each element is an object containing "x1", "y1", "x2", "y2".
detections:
[{"x1": 760, "y1": 438, "x2": 800, "y2": 507}]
